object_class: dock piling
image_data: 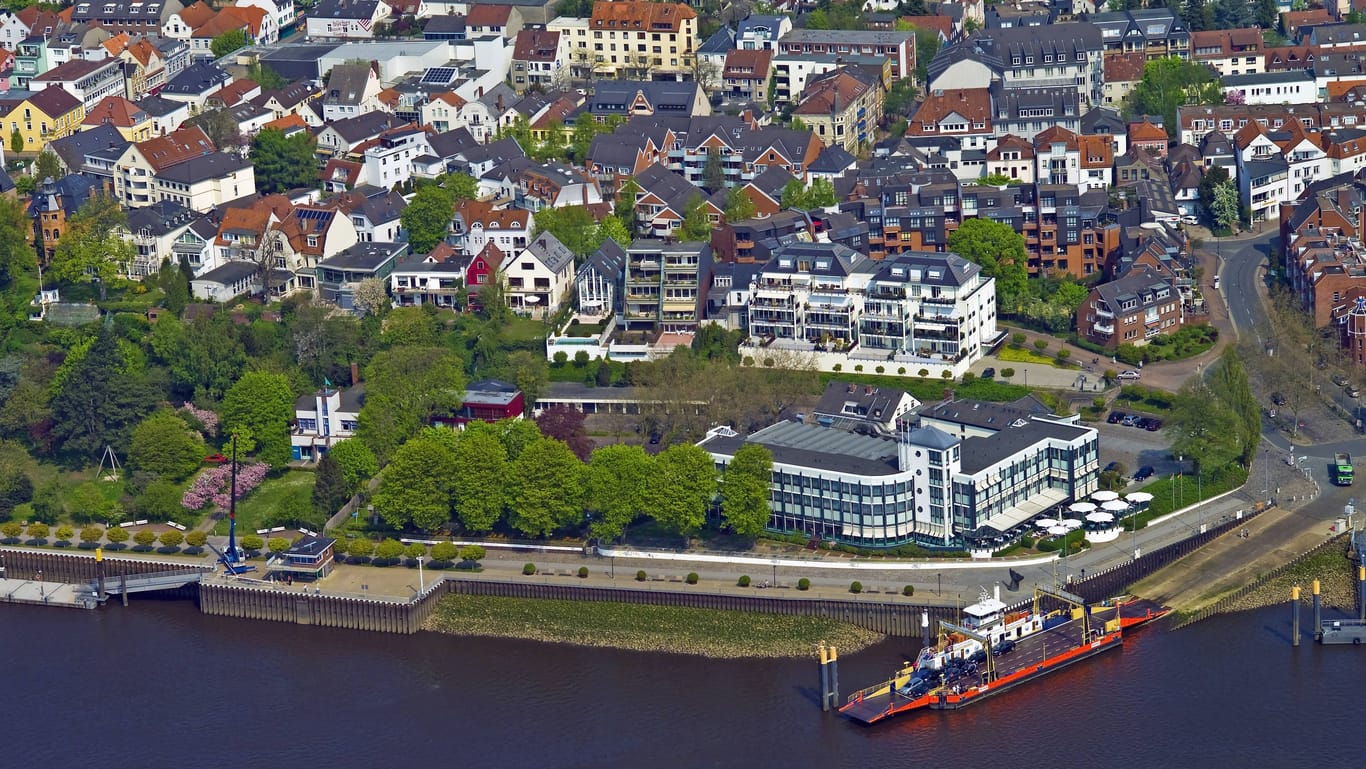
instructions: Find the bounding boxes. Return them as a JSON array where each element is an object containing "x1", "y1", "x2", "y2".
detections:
[
  {"x1": 1359, "y1": 567, "x2": 1365, "y2": 622},
  {"x1": 1313, "y1": 580, "x2": 1322, "y2": 641},
  {"x1": 829, "y1": 646, "x2": 839, "y2": 706},
  {"x1": 818, "y1": 642, "x2": 830, "y2": 712},
  {"x1": 1292, "y1": 585, "x2": 1301, "y2": 648},
  {"x1": 921, "y1": 610, "x2": 930, "y2": 649}
]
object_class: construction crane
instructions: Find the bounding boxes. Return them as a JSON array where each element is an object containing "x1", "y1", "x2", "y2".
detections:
[{"x1": 218, "y1": 434, "x2": 255, "y2": 575}]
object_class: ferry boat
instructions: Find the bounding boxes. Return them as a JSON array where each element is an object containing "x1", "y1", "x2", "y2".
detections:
[{"x1": 839, "y1": 586, "x2": 1168, "y2": 725}]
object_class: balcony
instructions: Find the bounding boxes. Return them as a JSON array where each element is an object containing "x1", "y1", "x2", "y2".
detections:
[{"x1": 1093, "y1": 322, "x2": 1114, "y2": 335}]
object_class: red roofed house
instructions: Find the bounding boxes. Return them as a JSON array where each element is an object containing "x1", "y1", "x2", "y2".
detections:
[
  {"x1": 1102, "y1": 52, "x2": 1146, "y2": 107},
  {"x1": 467, "y1": 4, "x2": 522, "y2": 38},
  {"x1": 1128, "y1": 119, "x2": 1168, "y2": 158},
  {"x1": 906, "y1": 87, "x2": 993, "y2": 150},
  {"x1": 83, "y1": 95, "x2": 153, "y2": 141},
  {"x1": 510, "y1": 28, "x2": 567, "y2": 94},
  {"x1": 793, "y1": 68, "x2": 883, "y2": 153},
  {"x1": 723, "y1": 49, "x2": 773, "y2": 105}
]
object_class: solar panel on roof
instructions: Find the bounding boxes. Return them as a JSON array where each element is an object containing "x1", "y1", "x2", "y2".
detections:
[{"x1": 421, "y1": 68, "x2": 457, "y2": 84}]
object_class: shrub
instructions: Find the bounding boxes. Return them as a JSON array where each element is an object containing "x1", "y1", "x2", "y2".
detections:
[
  {"x1": 743, "y1": 356, "x2": 755, "y2": 366},
  {"x1": 797, "y1": 577, "x2": 811, "y2": 591},
  {"x1": 833, "y1": 364, "x2": 842, "y2": 372},
  {"x1": 578, "y1": 566, "x2": 589, "y2": 578},
  {"x1": 898, "y1": 367, "x2": 906, "y2": 375},
  {"x1": 1011, "y1": 332, "x2": 1027, "y2": 347},
  {"x1": 523, "y1": 562, "x2": 537, "y2": 575},
  {"x1": 240, "y1": 534, "x2": 264, "y2": 553},
  {"x1": 133, "y1": 529, "x2": 156, "y2": 549},
  {"x1": 875, "y1": 365, "x2": 885, "y2": 374},
  {"x1": 1019, "y1": 536, "x2": 1035, "y2": 549},
  {"x1": 763, "y1": 358, "x2": 775, "y2": 367},
  {"x1": 185, "y1": 530, "x2": 207, "y2": 549},
  {"x1": 1001, "y1": 367, "x2": 1015, "y2": 379},
  {"x1": 55, "y1": 524, "x2": 74, "y2": 542},
  {"x1": 459, "y1": 545, "x2": 486, "y2": 563},
  {"x1": 0, "y1": 521, "x2": 22, "y2": 541},
  {"x1": 854, "y1": 364, "x2": 863, "y2": 372},
  {"x1": 430, "y1": 541, "x2": 459, "y2": 562},
  {"x1": 635, "y1": 569, "x2": 647, "y2": 581},
  {"x1": 552, "y1": 351, "x2": 568, "y2": 366},
  {"x1": 686, "y1": 572, "x2": 698, "y2": 584},
  {"x1": 105, "y1": 527, "x2": 129, "y2": 547},
  {"x1": 941, "y1": 370, "x2": 952, "y2": 379},
  {"x1": 1057, "y1": 348, "x2": 1071, "y2": 360},
  {"x1": 918, "y1": 368, "x2": 929, "y2": 378},
  {"x1": 267, "y1": 536, "x2": 290, "y2": 554},
  {"x1": 850, "y1": 581, "x2": 863, "y2": 594},
  {"x1": 159, "y1": 530, "x2": 183, "y2": 549},
  {"x1": 1034, "y1": 339, "x2": 1048, "y2": 351},
  {"x1": 737, "y1": 575, "x2": 751, "y2": 587},
  {"x1": 961, "y1": 372, "x2": 976, "y2": 384},
  {"x1": 902, "y1": 585, "x2": 915, "y2": 597}
]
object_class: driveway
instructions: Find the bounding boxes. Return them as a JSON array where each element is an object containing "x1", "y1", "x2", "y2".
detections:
[{"x1": 1094, "y1": 419, "x2": 1176, "y2": 482}]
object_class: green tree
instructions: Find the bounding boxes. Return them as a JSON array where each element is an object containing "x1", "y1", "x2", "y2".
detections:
[
  {"x1": 34, "y1": 150, "x2": 61, "y2": 182},
  {"x1": 0, "y1": 196, "x2": 32, "y2": 291},
  {"x1": 135, "y1": 479, "x2": 184, "y2": 523},
  {"x1": 328, "y1": 438, "x2": 378, "y2": 495},
  {"x1": 240, "y1": 534, "x2": 265, "y2": 552},
  {"x1": 780, "y1": 178, "x2": 810, "y2": 210},
  {"x1": 346, "y1": 537, "x2": 373, "y2": 559},
  {"x1": 1167, "y1": 378, "x2": 1242, "y2": 471},
  {"x1": 133, "y1": 528, "x2": 156, "y2": 549},
  {"x1": 1126, "y1": 57, "x2": 1223, "y2": 138},
  {"x1": 703, "y1": 146, "x2": 726, "y2": 192},
  {"x1": 646, "y1": 444, "x2": 717, "y2": 536},
  {"x1": 533, "y1": 205, "x2": 603, "y2": 257},
  {"x1": 585, "y1": 444, "x2": 654, "y2": 541},
  {"x1": 221, "y1": 371, "x2": 295, "y2": 467},
  {"x1": 49, "y1": 195, "x2": 135, "y2": 293},
  {"x1": 210, "y1": 29, "x2": 247, "y2": 57},
  {"x1": 375, "y1": 538, "x2": 405, "y2": 561},
  {"x1": 614, "y1": 178, "x2": 640, "y2": 233},
  {"x1": 159, "y1": 529, "x2": 184, "y2": 549},
  {"x1": 720, "y1": 444, "x2": 772, "y2": 538},
  {"x1": 358, "y1": 346, "x2": 465, "y2": 463},
  {"x1": 49, "y1": 327, "x2": 156, "y2": 463},
  {"x1": 451, "y1": 428, "x2": 508, "y2": 532},
  {"x1": 441, "y1": 172, "x2": 479, "y2": 203},
  {"x1": 597, "y1": 215, "x2": 632, "y2": 247},
  {"x1": 947, "y1": 217, "x2": 1029, "y2": 307},
  {"x1": 55, "y1": 524, "x2": 74, "y2": 542},
  {"x1": 250, "y1": 128, "x2": 318, "y2": 194},
  {"x1": 490, "y1": 417, "x2": 542, "y2": 461},
  {"x1": 458, "y1": 544, "x2": 486, "y2": 563},
  {"x1": 267, "y1": 536, "x2": 290, "y2": 554},
  {"x1": 1207, "y1": 347, "x2": 1261, "y2": 465},
  {"x1": 79, "y1": 525, "x2": 104, "y2": 545},
  {"x1": 725, "y1": 187, "x2": 757, "y2": 222},
  {"x1": 399, "y1": 182, "x2": 457, "y2": 253},
  {"x1": 371, "y1": 434, "x2": 456, "y2": 531},
  {"x1": 9, "y1": 126, "x2": 21, "y2": 153},
  {"x1": 129, "y1": 410, "x2": 205, "y2": 481},
  {"x1": 311, "y1": 453, "x2": 351, "y2": 516},
  {"x1": 405, "y1": 541, "x2": 427, "y2": 560},
  {"x1": 185, "y1": 530, "x2": 207, "y2": 549},
  {"x1": 1211, "y1": 180, "x2": 1240, "y2": 232},
  {"x1": 105, "y1": 526, "x2": 129, "y2": 547},
  {"x1": 430, "y1": 541, "x2": 459, "y2": 562},
  {"x1": 679, "y1": 195, "x2": 711, "y2": 241},
  {"x1": 246, "y1": 61, "x2": 288, "y2": 89},
  {"x1": 1, "y1": 521, "x2": 23, "y2": 540},
  {"x1": 506, "y1": 438, "x2": 585, "y2": 537},
  {"x1": 1198, "y1": 164, "x2": 1230, "y2": 227},
  {"x1": 807, "y1": 177, "x2": 837, "y2": 207}
]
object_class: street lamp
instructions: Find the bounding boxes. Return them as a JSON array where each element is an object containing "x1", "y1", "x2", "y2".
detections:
[{"x1": 417, "y1": 555, "x2": 425, "y2": 593}]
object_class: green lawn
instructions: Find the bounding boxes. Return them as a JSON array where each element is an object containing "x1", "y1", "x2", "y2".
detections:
[
  {"x1": 997, "y1": 346, "x2": 1073, "y2": 367},
  {"x1": 500, "y1": 315, "x2": 551, "y2": 344},
  {"x1": 212, "y1": 470, "x2": 316, "y2": 536}
]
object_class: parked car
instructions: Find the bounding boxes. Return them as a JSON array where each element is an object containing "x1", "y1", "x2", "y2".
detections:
[
  {"x1": 1271, "y1": 392, "x2": 1286, "y2": 406},
  {"x1": 204, "y1": 454, "x2": 227, "y2": 464},
  {"x1": 1180, "y1": 215, "x2": 1199, "y2": 225},
  {"x1": 1135, "y1": 417, "x2": 1153, "y2": 429},
  {"x1": 993, "y1": 639, "x2": 1017, "y2": 656},
  {"x1": 1333, "y1": 374, "x2": 1350, "y2": 387},
  {"x1": 1117, "y1": 370, "x2": 1141, "y2": 380},
  {"x1": 1145, "y1": 418, "x2": 1163, "y2": 431},
  {"x1": 1134, "y1": 465, "x2": 1156, "y2": 481},
  {"x1": 1349, "y1": 386, "x2": 1362, "y2": 399},
  {"x1": 981, "y1": 367, "x2": 996, "y2": 379},
  {"x1": 1107, "y1": 411, "x2": 1126, "y2": 424},
  {"x1": 1121, "y1": 415, "x2": 1140, "y2": 427}
]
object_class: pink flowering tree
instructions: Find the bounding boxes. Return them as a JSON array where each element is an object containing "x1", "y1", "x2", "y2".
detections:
[
  {"x1": 179, "y1": 402, "x2": 220, "y2": 438},
  {"x1": 181, "y1": 463, "x2": 271, "y2": 511}
]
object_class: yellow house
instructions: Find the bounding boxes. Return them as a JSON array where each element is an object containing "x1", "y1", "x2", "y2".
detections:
[
  {"x1": 81, "y1": 95, "x2": 154, "y2": 142},
  {"x1": 5, "y1": 85, "x2": 85, "y2": 153}
]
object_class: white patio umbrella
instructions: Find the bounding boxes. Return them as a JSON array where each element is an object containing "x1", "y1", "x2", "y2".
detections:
[
  {"x1": 1047, "y1": 525, "x2": 1070, "y2": 536},
  {"x1": 1034, "y1": 518, "x2": 1061, "y2": 528},
  {"x1": 1091, "y1": 490, "x2": 1120, "y2": 502},
  {"x1": 1086, "y1": 512, "x2": 1115, "y2": 523},
  {"x1": 1126, "y1": 492, "x2": 1154, "y2": 503},
  {"x1": 1101, "y1": 500, "x2": 1130, "y2": 512},
  {"x1": 1060, "y1": 518, "x2": 1084, "y2": 530},
  {"x1": 1068, "y1": 501, "x2": 1098, "y2": 514}
]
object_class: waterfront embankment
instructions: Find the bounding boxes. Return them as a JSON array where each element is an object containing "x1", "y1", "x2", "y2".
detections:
[{"x1": 423, "y1": 593, "x2": 885, "y2": 657}]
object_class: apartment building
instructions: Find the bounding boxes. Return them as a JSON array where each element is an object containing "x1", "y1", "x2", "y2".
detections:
[
  {"x1": 1076, "y1": 265, "x2": 1186, "y2": 349},
  {"x1": 776, "y1": 28, "x2": 915, "y2": 79},
  {"x1": 1087, "y1": 8, "x2": 1189, "y2": 60},
  {"x1": 1191, "y1": 27, "x2": 1263, "y2": 77},
  {"x1": 792, "y1": 68, "x2": 882, "y2": 153},
  {"x1": 927, "y1": 23, "x2": 1104, "y2": 106},
  {"x1": 584, "y1": 1, "x2": 697, "y2": 82},
  {"x1": 621, "y1": 238, "x2": 712, "y2": 334}
]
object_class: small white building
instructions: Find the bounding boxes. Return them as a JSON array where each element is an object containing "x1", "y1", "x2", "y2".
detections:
[
  {"x1": 1223, "y1": 70, "x2": 1317, "y2": 106},
  {"x1": 291, "y1": 385, "x2": 364, "y2": 462},
  {"x1": 503, "y1": 231, "x2": 575, "y2": 318},
  {"x1": 306, "y1": 0, "x2": 392, "y2": 41}
]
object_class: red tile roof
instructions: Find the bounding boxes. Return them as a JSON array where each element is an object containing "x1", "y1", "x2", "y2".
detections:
[
  {"x1": 907, "y1": 88, "x2": 992, "y2": 134},
  {"x1": 1103, "y1": 52, "x2": 1146, "y2": 84},
  {"x1": 467, "y1": 4, "x2": 513, "y2": 26},
  {"x1": 513, "y1": 28, "x2": 560, "y2": 61},
  {"x1": 590, "y1": 1, "x2": 695, "y2": 32},
  {"x1": 135, "y1": 126, "x2": 217, "y2": 172},
  {"x1": 83, "y1": 95, "x2": 147, "y2": 128}
]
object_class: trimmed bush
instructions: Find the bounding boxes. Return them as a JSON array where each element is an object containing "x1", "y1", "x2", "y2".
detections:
[
  {"x1": 686, "y1": 572, "x2": 699, "y2": 584},
  {"x1": 737, "y1": 575, "x2": 751, "y2": 587},
  {"x1": 902, "y1": 585, "x2": 914, "y2": 597},
  {"x1": 797, "y1": 577, "x2": 811, "y2": 591},
  {"x1": 636, "y1": 569, "x2": 648, "y2": 582},
  {"x1": 1001, "y1": 367, "x2": 1015, "y2": 379},
  {"x1": 875, "y1": 365, "x2": 885, "y2": 374},
  {"x1": 522, "y1": 562, "x2": 537, "y2": 575},
  {"x1": 1034, "y1": 339, "x2": 1048, "y2": 351},
  {"x1": 578, "y1": 566, "x2": 589, "y2": 578},
  {"x1": 898, "y1": 367, "x2": 906, "y2": 375},
  {"x1": 918, "y1": 368, "x2": 929, "y2": 378},
  {"x1": 854, "y1": 364, "x2": 863, "y2": 372},
  {"x1": 849, "y1": 581, "x2": 863, "y2": 594}
]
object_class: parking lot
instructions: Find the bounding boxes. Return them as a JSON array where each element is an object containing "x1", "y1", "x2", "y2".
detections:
[{"x1": 1095, "y1": 416, "x2": 1182, "y2": 486}]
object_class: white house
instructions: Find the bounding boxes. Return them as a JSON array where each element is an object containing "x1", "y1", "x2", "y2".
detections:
[
  {"x1": 191, "y1": 261, "x2": 260, "y2": 302},
  {"x1": 320, "y1": 62, "x2": 383, "y2": 122},
  {"x1": 307, "y1": 0, "x2": 392, "y2": 40},
  {"x1": 1223, "y1": 70, "x2": 1317, "y2": 106},
  {"x1": 0, "y1": 11, "x2": 30, "y2": 52},
  {"x1": 503, "y1": 231, "x2": 575, "y2": 318},
  {"x1": 291, "y1": 385, "x2": 363, "y2": 462},
  {"x1": 362, "y1": 125, "x2": 433, "y2": 189},
  {"x1": 237, "y1": 0, "x2": 297, "y2": 43}
]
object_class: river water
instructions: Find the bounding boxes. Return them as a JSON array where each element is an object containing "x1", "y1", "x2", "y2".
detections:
[{"x1": 3, "y1": 599, "x2": 1362, "y2": 768}]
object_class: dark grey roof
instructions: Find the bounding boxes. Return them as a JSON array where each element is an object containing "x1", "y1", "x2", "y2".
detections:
[
  {"x1": 464, "y1": 379, "x2": 521, "y2": 406},
  {"x1": 906, "y1": 424, "x2": 958, "y2": 451},
  {"x1": 857, "y1": 250, "x2": 981, "y2": 288},
  {"x1": 1224, "y1": 70, "x2": 1314, "y2": 87},
  {"x1": 156, "y1": 152, "x2": 251, "y2": 184},
  {"x1": 633, "y1": 163, "x2": 701, "y2": 209},
  {"x1": 164, "y1": 62, "x2": 231, "y2": 96},
  {"x1": 580, "y1": 237, "x2": 627, "y2": 282},
  {"x1": 457, "y1": 136, "x2": 526, "y2": 165},
  {"x1": 323, "y1": 63, "x2": 373, "y2": 106},
  {"x1": 1092, "y1": 265, "x2": 1176, "y2": 315},
  {"x1": 126, "y1": 200, "x2": 199, "y2": 237},
  {"x1": 588, "y1": 132, "x2": 647, "y2": 169},
  {"x1": 701, "y1": 421, "x2": 903, "y2": 477},
  {"x1": 959, "y1": 418, "x2": 1092, "y2": 475},
  {"x1": 195, "y1": 260, "x2": 259, "y2": 285},
  {"x1": 313, "y1": 0, "x2": 383, "y2": 20},
  {"x1": 590, "y1": 80, "x2": 702, "y2": 115},
  {"x1": 764, "y1": 242, "x2": 867, "y2": 278},
  {"x1": 1310, "y1": 22, "x2": 1366, "y2": 47},
  {"x1": 920, "y1": 398, "x2": 1047, "y2": 433},
  {"x1": 814, "y1": 381, "x2": 911, "y2": 425},
  {"x1": 428, "y1": 128, "x2": 480, "y2": 158},
  {"x1": 285, "y1": 533, "x2": 337, "y2": 557},
  {"x1": 424, "y1": 14, "x2": 467, "y2": 34},
  {"x1": 28, "y1": 175, "x2": 97, "y2": 217},
  {"x1": 257, "y1": 81, "x2": 317, "y2": 110},
  {"x1": 697, "y1": 26, "x2": 735, "y2": 54},
  {"x1": 326, "y1": 111, "x2": 403, "y2": 142},
  {"x1": 1080, "y1": 106, "x2": 1124, "y2": 136},
  {"x1": 135, "y1": 94, "x2": 186, "y2": 117},
  {"x1": 928, "y1": 22, "x2": 1103, "y2": 82},
  {"x1": 319, "y1": 242, "x2": 408, "y2": 271},
  {"x1": 47, "y1": 123, "x2": 127, "y2": 172},
  {"x1": 523, "y1": 232, "x2": 574, "y2": 273},
  {"x1": 737, "y1": 15, "x2": 787, "y2": 40},
  {"x1": 809, "y1": 144, "x2": 856, "y2": 174}
]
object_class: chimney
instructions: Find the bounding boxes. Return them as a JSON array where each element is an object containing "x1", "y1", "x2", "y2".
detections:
[{"x1": 350, "y1": 361, "x2": 360, "y2": 385}]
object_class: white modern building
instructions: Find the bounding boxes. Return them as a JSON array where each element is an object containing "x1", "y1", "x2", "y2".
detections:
[
  {"x1": 291, "y1": 385, "x2": 364, "y2": 462},
  {"x1": 700, "y1": 413, "x2": 1098, "y2": 550}
]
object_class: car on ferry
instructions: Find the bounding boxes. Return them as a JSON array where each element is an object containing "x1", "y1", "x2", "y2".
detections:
[{"x1": 993, "y1": 639, "x2": 1017, "y2": 656}]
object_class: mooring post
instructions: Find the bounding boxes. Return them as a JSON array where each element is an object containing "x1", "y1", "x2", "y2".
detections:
[
  {"x1": 95, "y1": 547, "x2": 106, "y2": 602},
  {"x1": 1312, "y1": 579, "x2": 1322, "y2": 642},
  {"x1": 1291, "y1": 585, "x2": 1301, "y2": 648},
  {"x1": 829, "y1": 646, "x2": 839, "y2": 707},
  {"x1": 818, "y1": 642, "x2": 830, "y2": 712},
  {"x1": 120, "y1": 572, "x2": 128, "y2": 607},
  {"x1": 1359, "y1": 566, "x2": 1365, "y2": 622}
]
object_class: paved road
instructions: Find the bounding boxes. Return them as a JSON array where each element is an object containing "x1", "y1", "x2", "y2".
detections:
[{"x1": 1215, "y1": 230, "x2": 1277, "y2": 339}]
